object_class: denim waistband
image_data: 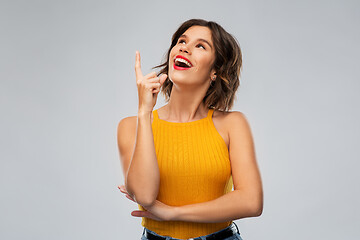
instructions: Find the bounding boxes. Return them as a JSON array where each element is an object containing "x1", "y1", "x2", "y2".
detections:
[{"x1": 142, "y1": 222, "x2": 240, "y2": 240}]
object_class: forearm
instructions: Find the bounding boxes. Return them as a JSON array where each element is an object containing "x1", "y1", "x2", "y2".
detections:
[
  {"x1": 173, "y1": 190, "x2": 262, "y2": 223},
  {"x1": 126, "y1": 111, "x2": 159, "y2": 206}
]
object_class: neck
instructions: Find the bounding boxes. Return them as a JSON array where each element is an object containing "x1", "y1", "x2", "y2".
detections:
[{"x1": 163, "y1": 86, "x2": 209, "y2": 122}]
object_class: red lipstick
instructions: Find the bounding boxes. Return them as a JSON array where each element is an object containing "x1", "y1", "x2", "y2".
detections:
[{"x1": 173, "y1": 55, "x2": 193, "y2": 70}]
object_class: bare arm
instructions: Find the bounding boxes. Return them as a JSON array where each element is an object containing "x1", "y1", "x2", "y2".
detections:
[
  {"x1": 173, "y1": 190, "x2": 261, "y2": 223},
  {"x1": 174, "y1": 111, "x2": 263, "y2": 222},
  {"x1": 117, "y1": 112, "x2": 159, "y2": 207},
  {"x1": 120, "y1": 111, "x2": 263, "y2": 222},
  {"x1": 173, "y1": 111, "x2": 263, "y2": 222},
  {"x1": 117, "y1": 52, "x2": 167, "y2": 207}
]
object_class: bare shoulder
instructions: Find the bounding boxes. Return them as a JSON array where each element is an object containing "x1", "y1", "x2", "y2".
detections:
[
  {"x1": 117, "y1": 116, "x2": 137, "y2": 151},
  {"x1": 224, "y1": 111, "x2": 254, "y2": 155},
  {"x1": 117, "y1": 116, "x2": 138, "y2": 179},
  {"x1": 225, "y1": 111, "x2": 250, "y2": 126},
  {"x1": 117, "y1": 111, "x2": 155, "y2": 141},
  {"x1": 212, "y1": 110, "x2": 244, "y2": 149},
  {"x1": 225, "y1": 111, "x2": 252, "y2": 137},
  {"x1": 212, "y1": 110, "x2": 252, "y2": 147},
  {"x1": 117, "y1": 115, "x2": 137, "y2": 135},
  {"x1": 213, "y1": 109, "x2": 249, "y2": 128}
]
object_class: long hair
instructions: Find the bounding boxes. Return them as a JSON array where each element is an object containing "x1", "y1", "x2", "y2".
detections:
[{"x1": 153, "y1": 18, "x2": 242, "y2": 111}]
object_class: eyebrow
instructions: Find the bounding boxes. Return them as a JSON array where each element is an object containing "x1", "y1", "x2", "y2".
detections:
[{"x1": 179, "y1": 34, "x2": 213, "y2": 49}]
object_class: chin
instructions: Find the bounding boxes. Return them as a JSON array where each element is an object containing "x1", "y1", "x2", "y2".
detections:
[{"x1": 168, "y1": 75, "x2": 184, "y2": 84}]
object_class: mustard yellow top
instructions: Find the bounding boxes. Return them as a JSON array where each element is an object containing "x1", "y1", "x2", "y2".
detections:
[{"x1": 138, "y1": 108, "x2": 233, "y2": 239}]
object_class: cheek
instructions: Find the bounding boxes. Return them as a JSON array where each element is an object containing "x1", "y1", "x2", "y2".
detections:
[
  {"x1": 199, "y1": 52, "x2": 215, "y2": 64},
  {"x1": 169, "y1": 46, "x2": 178, "y2": 56},
  {"x1": 168, "y1": 48, "x2": 178, "y2": 65},
  {"x1": 197, "y1": 56, "x2": 214, "y2": 72}
]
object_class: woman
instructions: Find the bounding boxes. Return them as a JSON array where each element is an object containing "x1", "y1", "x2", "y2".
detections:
[{"x1": 117, "y1": 18, "x2": 263, "y2": 240}]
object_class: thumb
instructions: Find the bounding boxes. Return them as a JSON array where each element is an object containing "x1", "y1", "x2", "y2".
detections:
[{"x1": 159, "y1": 74, "x2": 168, "y2": 85}]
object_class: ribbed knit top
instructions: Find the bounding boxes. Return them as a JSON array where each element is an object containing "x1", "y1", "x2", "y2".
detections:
[{"x1": 138, "y1": 108, "x2": 233, "y2": 239}]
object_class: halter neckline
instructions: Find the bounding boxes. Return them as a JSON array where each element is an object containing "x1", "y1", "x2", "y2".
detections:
[{"x1": 153, "y1": 108, "x2": 214, "y2": 125}]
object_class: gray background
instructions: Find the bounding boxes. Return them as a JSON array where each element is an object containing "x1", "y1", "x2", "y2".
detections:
[{"x1": 1, "y1": 0, "x2": 359, "y2": 239}]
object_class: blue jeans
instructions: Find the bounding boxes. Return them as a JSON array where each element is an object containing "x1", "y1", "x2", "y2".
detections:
[{"x1": 141, "y1": 222, "x2": 243, "y2": 240}]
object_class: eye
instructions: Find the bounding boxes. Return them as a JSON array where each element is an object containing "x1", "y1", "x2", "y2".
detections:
[
  {"x1": 177, "y1": 39, "x2": 206, "y2": 49},
  {"x1": 197, "y1": 44, "x2": 206, "y2": 50}
]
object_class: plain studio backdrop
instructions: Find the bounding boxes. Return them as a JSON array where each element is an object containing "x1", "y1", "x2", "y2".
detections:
[{"x1": 1, "y1": 0, "x2": 359, "y2": 239}]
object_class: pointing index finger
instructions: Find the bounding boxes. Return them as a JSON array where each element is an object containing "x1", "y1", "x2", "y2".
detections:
[{"x1": 135, "y1": 50, "x2": 143, "y2": 79}]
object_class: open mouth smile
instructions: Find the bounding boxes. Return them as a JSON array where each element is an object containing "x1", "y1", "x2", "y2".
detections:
[{"x1": 173, "y1": 55, "x2": 193, "y2": 70}]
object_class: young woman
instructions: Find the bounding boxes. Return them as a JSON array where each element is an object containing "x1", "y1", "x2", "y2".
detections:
[{"x1": 117, "y1": 18, "x2": 263, "y2": 240}]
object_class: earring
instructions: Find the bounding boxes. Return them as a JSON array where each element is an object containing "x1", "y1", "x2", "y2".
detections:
[{"x1": 210, "y1": 76, "x2": 216, "y2": 85}]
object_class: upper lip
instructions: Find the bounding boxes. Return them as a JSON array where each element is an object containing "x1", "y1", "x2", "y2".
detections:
[{"x1": 174, "y1": 55, "x2": 193, "y2": 67}]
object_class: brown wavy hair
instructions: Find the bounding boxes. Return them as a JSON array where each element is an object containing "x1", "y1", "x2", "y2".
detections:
[{"x1": 152, "y1": 18, "x2": 242, "y2": 112}]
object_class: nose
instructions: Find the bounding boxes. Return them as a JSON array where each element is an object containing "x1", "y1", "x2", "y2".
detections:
[{"x1": 179, "y1": 44, "x2": 190, "y2": 54}]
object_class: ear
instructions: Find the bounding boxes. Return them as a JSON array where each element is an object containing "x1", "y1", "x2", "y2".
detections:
[{"x1": 210, "y1": 69, "x2": 217, "y2": 78}]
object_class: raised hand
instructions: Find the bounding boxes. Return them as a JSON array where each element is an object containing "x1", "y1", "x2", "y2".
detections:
[{"x1": 135, "y1": 51, "x2": 167, "y2": 113}]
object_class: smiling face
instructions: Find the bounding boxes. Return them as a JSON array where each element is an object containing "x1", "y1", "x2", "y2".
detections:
[{"x1": 168, "y1": 25, "x2": 216, "y2": 87}]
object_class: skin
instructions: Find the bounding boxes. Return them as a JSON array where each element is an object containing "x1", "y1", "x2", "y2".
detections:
[
  {"x1": 118, "y1": 26, "x2": 263, "y2": 222},
  {"x1": 153, "y1": 25, "x2": 218, "y2": 121}
]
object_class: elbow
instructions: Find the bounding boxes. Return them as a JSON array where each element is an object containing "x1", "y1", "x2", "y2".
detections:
[
  {"x1": 124, "y1": 183, "x2": 157, "y2": 208},
  {"x1": 251, "y1": 190, "x2": 263, "y2": 217},
  {"x1": 250, "y1": 199, "x2": 263, "y2": 217},
  {"x1": 135, "y1": 196, "x2": 157, "y2": 208},
  {"x1": 252, "y1": 204, "x2": 263, "y2": 217}
]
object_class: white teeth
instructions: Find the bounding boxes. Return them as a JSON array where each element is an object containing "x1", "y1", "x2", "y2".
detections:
[{"x1": 175, "y1": 58, "x2": 192, "y2": 67}]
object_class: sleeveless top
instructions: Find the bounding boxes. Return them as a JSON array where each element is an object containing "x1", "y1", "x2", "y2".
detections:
[{"x1": 138, "y1": 108, "x2": 233, "y2": 239}]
